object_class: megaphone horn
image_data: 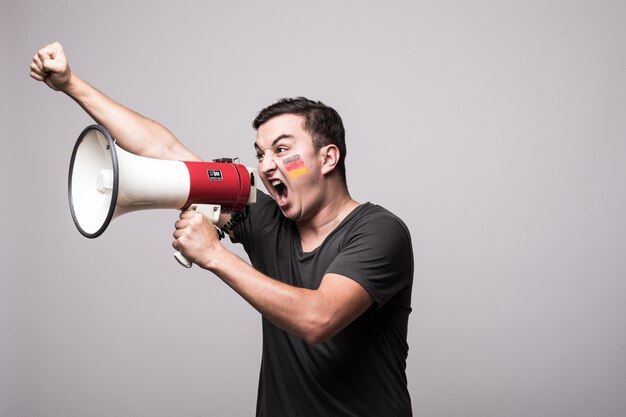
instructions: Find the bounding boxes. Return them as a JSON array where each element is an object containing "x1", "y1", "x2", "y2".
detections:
[{"x1": 68, "y1": 125, "x2": 257, "y2": 239}]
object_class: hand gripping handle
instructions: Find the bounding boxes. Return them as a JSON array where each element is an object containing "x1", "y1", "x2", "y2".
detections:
[{"x1": 174, "y1": 204, "x2": 221, "y2": 268}]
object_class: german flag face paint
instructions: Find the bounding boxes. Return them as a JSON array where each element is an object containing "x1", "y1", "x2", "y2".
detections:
[{"x1": 284, "y1": 154, "x2": 308, "y2": 179}]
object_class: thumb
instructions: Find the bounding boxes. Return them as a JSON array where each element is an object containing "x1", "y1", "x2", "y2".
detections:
[{"x1": 42, "y1": 59, "x2": 65, "y2": 73}]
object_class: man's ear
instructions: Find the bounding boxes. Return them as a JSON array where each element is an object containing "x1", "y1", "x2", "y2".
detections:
[{"x1": 320, "y1": 144, "x2": 340, "y2": 176}]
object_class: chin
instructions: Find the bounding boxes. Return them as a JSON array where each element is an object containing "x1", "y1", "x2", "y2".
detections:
[
  {"x1": 280, "y1": 209, "x2": 298, "y2": 221},
  {"x1": 279, "y1": 206, "x2": 302, "y2": 222}
]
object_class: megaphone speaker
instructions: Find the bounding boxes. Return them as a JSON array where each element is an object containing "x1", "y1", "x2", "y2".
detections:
[{"x1": 68, "y1": 124, "x2": 257, "y2": 238}]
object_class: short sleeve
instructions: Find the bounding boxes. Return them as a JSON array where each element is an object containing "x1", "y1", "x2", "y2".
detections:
[{"x1": 326, "y1": 210, "x2": 413, "y2": 308}]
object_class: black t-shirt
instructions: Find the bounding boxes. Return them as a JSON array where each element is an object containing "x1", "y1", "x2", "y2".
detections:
[{"x1": 233, "y1": 191, "x2": 413, "y2": 417}]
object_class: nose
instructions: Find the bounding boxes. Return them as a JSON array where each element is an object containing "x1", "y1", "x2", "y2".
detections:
[{"x1": 259, "y1": 154, "x2": 278, "y2": 176}]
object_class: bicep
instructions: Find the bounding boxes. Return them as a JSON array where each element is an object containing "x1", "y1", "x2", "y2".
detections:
[
  {"x1": 155, "y1": 140, "x2": 203, "y2": 162},
  {"x1": 316, "y1": 273, "x2": 373, "y2": 336}
]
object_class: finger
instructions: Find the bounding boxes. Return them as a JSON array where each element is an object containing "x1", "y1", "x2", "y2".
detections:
[
  {"x1": 173, "y1": 227, "x2": 186, "y2": 239},
  {"x1": 42, "y1": 58, "x2": 65, "y2": 73},
  {"x1": 37, "y1": 46, "x2": 56, "y2": 64},
  {"x1": 174, "y1": 220, "x2": 185, "y2": 232},
  {"x1": 180, "y1": 210, "x2": 203, "y2": 221},
  {"x1": 179, "y1": 209, "x2": 196, "y2": 218},
  {"x1": 39, "y1": 42, "x2": 62, "y2": 58},
  {"x1": 29, "y1": 69, "x2": 45, "y2": 81},
  {"x1": 30, "y1": 62, "x2": 47, "y2": 77},
  {"x1": 31, "y1": 55, "x2": 49, "y2": 78},
  {"x1": 172, "y1": 232, "x2": 191, "y2": 248},
  {"x1": 32, "y1": 53, "x2": 44, "y2": 70}
]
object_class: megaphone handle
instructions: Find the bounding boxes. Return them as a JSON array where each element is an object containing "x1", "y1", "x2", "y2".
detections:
[
  {"x1": 174, "y1": 251, "x2": 193, "y2": 268},
  {"x1": 173, "y1": 204, "x2": 222, "y2": 268}
]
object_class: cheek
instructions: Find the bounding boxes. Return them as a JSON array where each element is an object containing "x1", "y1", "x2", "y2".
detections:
[{"x1": 283, "y1": 154, "x2": 309, "y2": 179}]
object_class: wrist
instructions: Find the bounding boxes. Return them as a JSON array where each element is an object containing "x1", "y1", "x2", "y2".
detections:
[
  {"x1": 198, "y1": 241, "x2": 233, "y2": 272},
  {"x1": 61, "y1": 71, "x2": 82, "y2": 96}
]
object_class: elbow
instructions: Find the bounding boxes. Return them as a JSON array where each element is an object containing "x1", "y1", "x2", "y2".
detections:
[
  {"x1": 302, "y1": 329, "x2": 331, "y2": 346},
  {"x1": 300, "y1": 314, "x2": 335, "y2": 345},
  {"x1": 303, "y1": 332, "x2": 327, "y2": 346}
]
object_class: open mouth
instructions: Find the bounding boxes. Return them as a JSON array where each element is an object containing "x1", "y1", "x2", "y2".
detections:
[{"x1": 271, "y1": 179, "x2": 289, "y2": 204}]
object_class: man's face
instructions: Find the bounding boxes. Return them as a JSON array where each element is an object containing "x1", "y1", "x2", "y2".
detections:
[{"x1": 255, "y1": 113, "x2": 324, "y2": 222}]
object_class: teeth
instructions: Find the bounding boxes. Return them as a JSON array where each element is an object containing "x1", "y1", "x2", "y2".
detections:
[{"x1": 271, "y1": 179, "x2": 283, "y2": 187}]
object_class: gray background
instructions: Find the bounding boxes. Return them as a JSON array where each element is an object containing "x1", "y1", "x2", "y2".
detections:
[{"x1": 2, "y1": 0, "x2": 625, "y2": 416}]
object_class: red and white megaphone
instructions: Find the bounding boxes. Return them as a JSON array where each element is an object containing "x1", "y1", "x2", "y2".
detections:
[{"x1": 68, "y1": 125, "x2": 257, "y2": 267}]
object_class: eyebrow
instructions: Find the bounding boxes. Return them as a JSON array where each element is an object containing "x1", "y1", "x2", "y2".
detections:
[{"x1": 254, "y1": 134, "x2": 295, "y2": 150}]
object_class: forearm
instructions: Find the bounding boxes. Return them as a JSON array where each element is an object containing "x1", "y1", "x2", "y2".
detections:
[
  {"x1": 63, "y1": 73, "x2": 200, "y2": 161},
  {"x1": 204, "y1": 248, "x2": 333, "y2": 344},
  {"x1": 172, "y1": 215, "x2": 373, "y2": 344}
]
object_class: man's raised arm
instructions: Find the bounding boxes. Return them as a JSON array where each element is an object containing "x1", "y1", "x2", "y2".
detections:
[{"x1": 29, "y1": 42, "x2": 201, "y2": 162}]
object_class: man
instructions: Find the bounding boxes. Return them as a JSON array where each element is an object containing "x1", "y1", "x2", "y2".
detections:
[{"x1": 30, "y1": 42, "x2": 414, "y2": 416}]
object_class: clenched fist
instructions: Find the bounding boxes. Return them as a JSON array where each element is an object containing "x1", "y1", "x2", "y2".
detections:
[{"x1": 29, "y1": 42, "x2": 72, "y2": 91}]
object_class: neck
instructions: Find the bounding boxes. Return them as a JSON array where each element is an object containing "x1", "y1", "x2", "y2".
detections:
[{"x1": 297, "y1": 187, "x2": 360, "y2": 252}]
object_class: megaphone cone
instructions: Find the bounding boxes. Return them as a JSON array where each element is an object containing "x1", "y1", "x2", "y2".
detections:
[
  {"x1": 68, "y1": 125, "x2": 119, "y2": 237},
  {"x1": 68, "y1": 125, "x2": 256, "y2": 238}
]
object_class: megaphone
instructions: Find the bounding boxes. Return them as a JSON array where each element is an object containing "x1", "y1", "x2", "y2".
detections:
[{"x1": 68, "y1": 124, "x2": 257, "y2": 266}]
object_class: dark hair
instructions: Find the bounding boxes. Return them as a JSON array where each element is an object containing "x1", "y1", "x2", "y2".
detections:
[{"x1": 252, "y1": 97, "x2": 347, "y2": 183}]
